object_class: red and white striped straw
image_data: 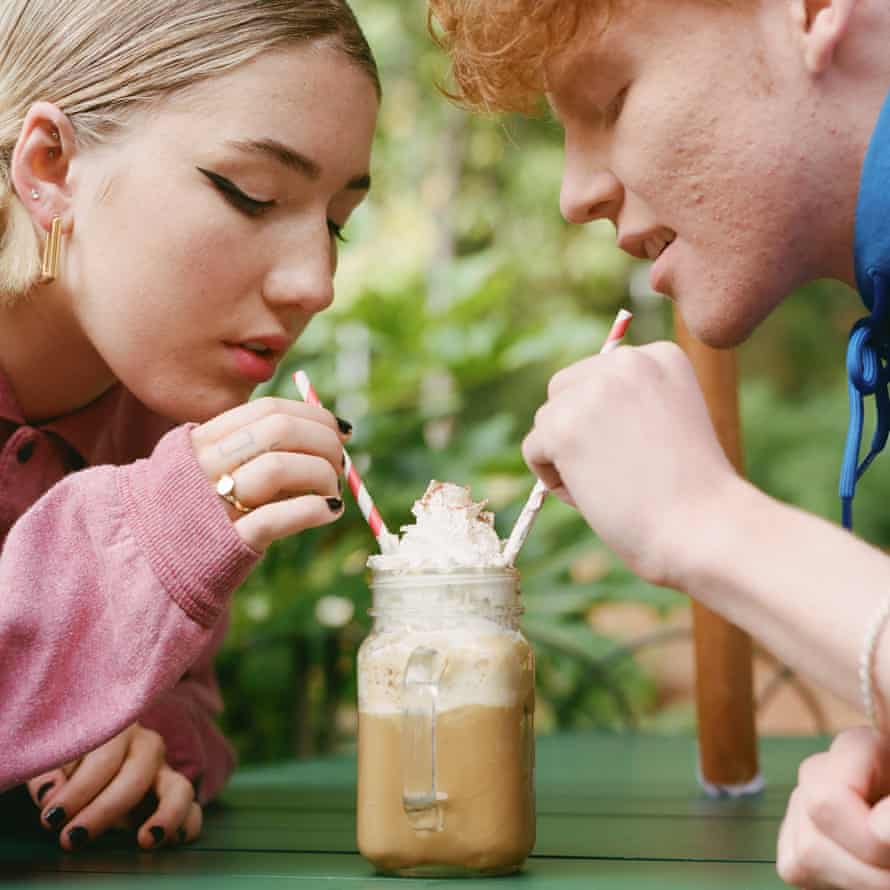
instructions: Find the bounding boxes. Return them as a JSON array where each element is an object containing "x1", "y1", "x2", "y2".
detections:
[
  {"x1": 502, "y1": 309, "x2": 633, "y2": 566},
  {"x1": 602, "y1": 308, "x2": 633, "y2": 352},
  {"x1": 293, "y1": 371, "x2": 398, "y2": 555}
]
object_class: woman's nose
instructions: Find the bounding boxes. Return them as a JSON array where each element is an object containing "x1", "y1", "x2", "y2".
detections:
[
  {"x1": 263, "y1": 239, "x2": 336, "y2": 314},
  {"x1": 559, "y1": 143, "x2": 624, "y2": 226}
]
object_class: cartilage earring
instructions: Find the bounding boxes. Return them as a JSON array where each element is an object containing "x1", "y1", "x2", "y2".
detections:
[
  {"x1": 30, "y1": 188, "x2": 39, "y2": 201},
  {"x1": 39, "y1": 217, "x2": 62, "y2": 284}
]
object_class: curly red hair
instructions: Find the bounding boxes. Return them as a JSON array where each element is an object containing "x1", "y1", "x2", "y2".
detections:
[
  {"x1": 427, "y1": 0, "x2": 604, "y2": 114},
  {"x1": 428, "y1": 0, "x2": 741, "y2": 114}
]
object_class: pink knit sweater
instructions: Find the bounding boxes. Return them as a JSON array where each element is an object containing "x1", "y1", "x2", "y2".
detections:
[{"x1": 0, "y1": 370, "x2": 260, "y2": 802}]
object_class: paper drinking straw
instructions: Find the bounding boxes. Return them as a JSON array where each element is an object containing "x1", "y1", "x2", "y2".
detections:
[
  {"x1": 294, "y1": 371, "x2": 398, "y2": 555},
  {"x1": 502, "y1": 309, "x2": 634, "y2": 566}
]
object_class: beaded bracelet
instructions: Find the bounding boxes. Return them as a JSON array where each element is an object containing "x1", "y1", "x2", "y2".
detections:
[{"x1": 859, "y1": 595, "x2": 890, "y2": 729}]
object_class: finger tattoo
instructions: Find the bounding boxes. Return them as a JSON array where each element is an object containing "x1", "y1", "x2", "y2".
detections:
[{"x1": 217, "y1": 430, "x2": 258, "y2": 460}]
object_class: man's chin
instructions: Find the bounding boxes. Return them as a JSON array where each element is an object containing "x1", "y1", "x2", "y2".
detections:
[
  {"x1": 695, "y1": 326, "x2": 750, "y2": 350},
  {"x1": 677, "y1": 305, "x2": 759, "y2": 350}
]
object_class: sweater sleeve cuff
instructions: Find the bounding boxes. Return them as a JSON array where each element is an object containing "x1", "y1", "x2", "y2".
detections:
[
  {"x1": 139, "y1": 694, "x2": 237, "y2": 804},
  {"x1": 118, "y1": 424, "x2": 261, "y2": 627}
]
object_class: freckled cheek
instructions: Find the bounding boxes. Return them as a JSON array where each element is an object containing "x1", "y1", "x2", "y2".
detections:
[{"x1": 617, "y1": 113, "x2": 697, "y2": 202}]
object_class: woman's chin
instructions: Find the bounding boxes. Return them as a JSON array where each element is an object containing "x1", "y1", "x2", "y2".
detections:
[{"x1": 138, "y1": 386, "x2": 252, "y2": 425}]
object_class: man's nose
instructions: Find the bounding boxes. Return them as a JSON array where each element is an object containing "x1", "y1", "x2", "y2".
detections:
[{"x1": 559, "y1": 144, "x2": 623, "y2": 226}]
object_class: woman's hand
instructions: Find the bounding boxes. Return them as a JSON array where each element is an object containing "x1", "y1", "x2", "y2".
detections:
[
  {"x1": 26, "y1": 723, "x2": 201, "y2": 851},
  {"x1": 778, "y1": 728, "x2": 890, "y2": 889},
  {"x1": 521, "y1": 341, "x2": 738, "y2": 589},
  {"x1": 191, "y1": 397, "x2": 351, "y2": 553}
]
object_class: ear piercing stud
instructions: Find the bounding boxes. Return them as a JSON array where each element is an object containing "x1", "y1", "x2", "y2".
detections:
[{"x1": 30, "y1": 189, "x2": 39, "y2": 201}]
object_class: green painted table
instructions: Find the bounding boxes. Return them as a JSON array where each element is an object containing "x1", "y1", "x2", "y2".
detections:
[{"x1": 1, "y1": 732, "x2": 828, "y2": 888}]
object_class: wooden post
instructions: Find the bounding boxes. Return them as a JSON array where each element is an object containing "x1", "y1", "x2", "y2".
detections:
[{"x1": 673, "y1": 310, "x2": 760, "y2": 788}]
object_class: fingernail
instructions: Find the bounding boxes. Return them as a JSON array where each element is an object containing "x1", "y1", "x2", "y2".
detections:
[
  {"x1": 335, "y1": 416, "x2": 353, "y2": 435},
  {"x1": 326, "y1": 497, "x2": 343, "y2": 513},
  {"x1": 177, "y1": 827, "x2": 187, "y2": 844},
  {"x1": 67, "y1": 826, "x2": 89, "y2": 850},
  {"x1": 36, "y1": 782, "x2": 54, "y2": 803},
  {"x1": 44, "y1": 806, "x2": 66, "y2": 830},
  {"x1": 150, "y1": 826, "x2": 165, "y2": 846}
]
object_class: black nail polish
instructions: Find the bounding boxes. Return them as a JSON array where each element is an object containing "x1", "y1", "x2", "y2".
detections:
[
  {"x1": 36, "y1": 782, "x2": 54, "y2": 803},
  {"x1": 177, "y1": 827, "x2": 187, "y2": 844},
  {"x1": 45, "y1": 806, "x2": 66, "y2": 830},
  {"x1": 326, "y1": 497, "x2": 343, "y2": 513},
  {"x1": 67, "y1": 826, "x2": 89, "y2": 850},
  {"x1": 150, "y1": 826, "x2": 165, "y2": 846},
  {"x1": 335, "y1": 416, "x2": 353, "y2": 435}
]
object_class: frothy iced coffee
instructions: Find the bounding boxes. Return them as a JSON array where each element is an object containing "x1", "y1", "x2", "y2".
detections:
[{"x1": 357, "y1": 482, "x2": 535, "y2": 877}]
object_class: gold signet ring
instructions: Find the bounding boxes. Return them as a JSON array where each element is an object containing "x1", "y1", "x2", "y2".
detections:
[{"x1": 216, "y1": 473, "x2": 251, "y2": 514}]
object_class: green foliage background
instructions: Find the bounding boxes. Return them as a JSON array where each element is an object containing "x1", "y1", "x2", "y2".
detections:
[{"x1": 217, "y1": 1, "x2": 889, "y2": 763}]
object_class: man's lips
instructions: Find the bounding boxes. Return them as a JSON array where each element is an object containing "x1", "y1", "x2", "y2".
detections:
[
  {"x1": 617, "y1": 228, "x2": 677, "y2": 263},
  {"x1": 649, "y1": 239, "x2": 676, "y2": 296},
  {"x1": 644, "y1": 235, "x2": 675, "y2": 262}
]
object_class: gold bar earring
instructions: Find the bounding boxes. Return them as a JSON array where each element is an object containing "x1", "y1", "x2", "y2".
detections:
[{"x1": 39, "y1": 217, "x2": 62, "y2": 284}]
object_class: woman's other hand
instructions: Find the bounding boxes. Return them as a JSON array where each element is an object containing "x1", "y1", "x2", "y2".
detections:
[
  {"x1": 191, "y1": 396, "x2": 352, "y2": 552},
  {"x1": 778, "y1": 727, "x2": 890, "y2": 888},
  {"x1": 26, "y1": 723, "x2": 201, "y2": 851}
]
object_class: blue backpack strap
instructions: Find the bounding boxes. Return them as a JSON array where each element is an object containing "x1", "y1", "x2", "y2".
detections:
[
  {"x1": 841, "y1": 271, "x2": 890, "y2": 529},
  {"x1": 843, "y1": 88, "x2": 890, "y2": 530}
]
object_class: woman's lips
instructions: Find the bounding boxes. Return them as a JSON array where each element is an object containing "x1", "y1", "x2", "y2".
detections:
[{"x1": 226, "y1": 344, "x2": 278, "y2": 383}]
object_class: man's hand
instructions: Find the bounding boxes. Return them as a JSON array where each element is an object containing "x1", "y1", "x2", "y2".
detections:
[
  {"x1": 26, "y1": 723, "x2": 202, "y2": 851},
  {"x1": 522, "y1": 342, "x2": 737, "y2": 590}
]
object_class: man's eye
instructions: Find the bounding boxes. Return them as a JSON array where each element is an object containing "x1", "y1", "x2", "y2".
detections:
[
  {"x1": 197, "y1": 167, "x2": 275, "y2": 217},
  {"x1": 605, "y1": 87, "x2": 629, "y2": 126}
]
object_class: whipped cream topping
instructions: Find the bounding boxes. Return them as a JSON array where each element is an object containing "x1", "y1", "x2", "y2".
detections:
[{"x1": 367, "y1": 481, "x2": 505, "y2": 571}]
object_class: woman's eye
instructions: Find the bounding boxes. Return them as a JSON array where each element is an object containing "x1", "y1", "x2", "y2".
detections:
[
  {"x1": 328, "y1": 220, "x2": 348, "y2": 243},
  {"x1": 197, "y1": 167, "x2": 275, "y2": 217}
]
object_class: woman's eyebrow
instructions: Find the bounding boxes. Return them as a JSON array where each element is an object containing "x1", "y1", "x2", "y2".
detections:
[{"x1": 225, "y1": 137, "x2": 371, "y2": 190}]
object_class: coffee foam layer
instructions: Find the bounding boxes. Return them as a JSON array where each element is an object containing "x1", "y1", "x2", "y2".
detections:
[
  {"x1": 358, "y1": 628, "x2": 532, "y2": 715},
  {"x1": 367, "y1": 481, "x2": 506, "y2": 572}
]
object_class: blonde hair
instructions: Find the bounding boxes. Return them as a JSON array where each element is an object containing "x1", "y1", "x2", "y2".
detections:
[{"x1": 0, "y1": 0, "x2": 379, "y2": 303}]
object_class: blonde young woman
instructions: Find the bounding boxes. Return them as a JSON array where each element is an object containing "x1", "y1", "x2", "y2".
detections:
[{"x1": 0, "y1": 0, "x2": 379, "y2": 852}]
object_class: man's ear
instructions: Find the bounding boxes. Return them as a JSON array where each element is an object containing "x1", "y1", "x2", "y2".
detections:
[
  {"x1": 790, "y1": 0, "x2": 858, "y2": 74},
  {"x1": 9, "y1": 101, "x2": 76, "y2": 235}
]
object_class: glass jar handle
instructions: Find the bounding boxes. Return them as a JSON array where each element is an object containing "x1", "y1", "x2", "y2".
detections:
[{"x1": 401, "y1": 646, "x2": 445, "y2": 831}]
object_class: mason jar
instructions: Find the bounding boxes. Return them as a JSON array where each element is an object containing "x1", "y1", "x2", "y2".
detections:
[{"x1": 356, "y1": 565, "x2": 535, "y2": 877}]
